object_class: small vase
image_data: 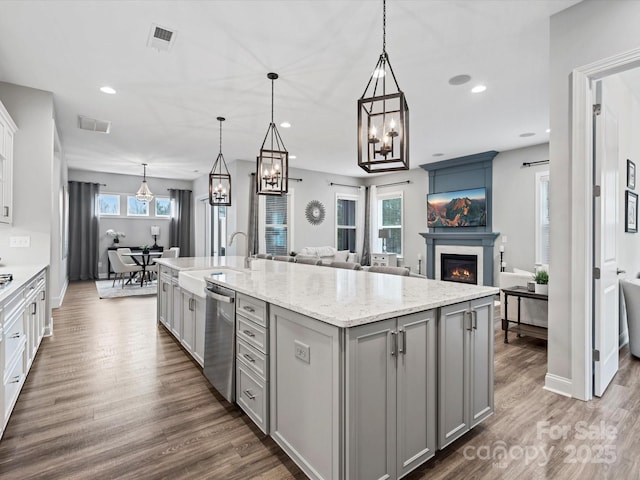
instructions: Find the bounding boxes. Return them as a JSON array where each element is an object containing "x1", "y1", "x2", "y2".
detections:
[
  {"x1": 535, "y1": 283, "x2": 548, "y2": 295},
  {"x1": 113, "y1": 238, "x2": 119, "y2": 245}
]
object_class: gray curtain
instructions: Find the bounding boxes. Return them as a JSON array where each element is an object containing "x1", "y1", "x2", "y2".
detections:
[
  {"x1": 169, "y1": 189, "x2": 192, "y2": 256},
  {"x1": 361, "y1": 186, "x2": 371, "y2": 266},
  {"x1": 68, "y1": 181, "x2": 100, "y2": 281},
  {"x1": 247, "y1": 173, "x2": 259, "y2": 256}
]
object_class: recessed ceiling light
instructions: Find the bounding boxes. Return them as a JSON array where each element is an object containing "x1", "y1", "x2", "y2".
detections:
[
  {"x1": 372, "y1": 68, "x2": 386, "y2": 79},
  {"x1": 290, "y1": 155, "x2": 297, "y2": 160},
  {"x1": 546, "y1": 128, "x2": 551, "y2": 133},
  {"x1": 433, "y1": 153, "x2": 445, "y2": 157},
  {"x1": 100, "y1": 86, "x2": 116, "y2": 95},
  {"x1": 448, "y1": 74, "x2": 471, "y2": 86},
  {"x1": 471, "y1": 85, "x2": 487, "y2": 94},
  {"x1": 280, "y1": 122, "x2": 291, "y2": 128},
  {"x1": 519, "y1": 132, "x2": 536, "y2": 137}
]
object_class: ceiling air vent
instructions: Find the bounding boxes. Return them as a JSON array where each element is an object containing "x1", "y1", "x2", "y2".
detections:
[
  {"x1": 78, "y1": 115, "x2": 111, "y2": 134},
  {"x1": 147, "y1": 24, "x2": 177, "y2": 52}
]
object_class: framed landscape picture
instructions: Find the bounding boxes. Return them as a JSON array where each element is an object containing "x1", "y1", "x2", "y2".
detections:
[
  {"x1": 626, "y1": 190, "x2": 638, "y2": 233},
  {"x1": 427, "y1": 187, "x2": 487, "y2": 227},
  {"x1": 628, "y1": 159, "x2": 636, "y2": 190}
]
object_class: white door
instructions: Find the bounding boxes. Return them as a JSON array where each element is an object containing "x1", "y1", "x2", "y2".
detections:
[{"x1": 593, "y1": 82, "x2": 619, "y2": 397}]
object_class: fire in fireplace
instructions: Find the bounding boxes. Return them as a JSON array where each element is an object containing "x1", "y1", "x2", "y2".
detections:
[{"x1": 441, "y1": 254, "x2": 478, "y2": 285}]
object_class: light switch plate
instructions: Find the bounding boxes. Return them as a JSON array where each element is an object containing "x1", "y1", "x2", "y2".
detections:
[
  {"x1": 294, "y1": 340, "x2": 310, "y2": 364},
  {"x1": 9, "y1": 236, "x2": 30, "y2": 247},
  {"x1": 502, "y1": 235, "x2": 508, "y2": 243}
]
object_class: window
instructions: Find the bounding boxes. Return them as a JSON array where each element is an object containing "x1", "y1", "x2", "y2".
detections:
[
  {"x1": 377, "y1": 192, "x2": 403, "y2": 256},
  {"x1": 260, "y1": 192, "x2": 293, "y2": 256},
  {"x1": 98, "y1": 194, "x2": 120, "y2": 216},
  {"x1": 535, "y1": 172, "x2": 550, "y2": 264},
  {"x1": 155, "y1": 197, "x2": 171, "y2": 217},
  {"x1": 127, "y1": 196, "x2": 149, "y2": 216},
  {"x1": 336, "y1": 194, "x2": 358, "y2": 252}
]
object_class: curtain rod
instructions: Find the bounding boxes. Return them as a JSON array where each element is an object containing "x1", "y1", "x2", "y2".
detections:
[
  {"x1": 522, "y1": 160, "x2": 549, "y2": 167},
  {"x1": 376, "y1": 180, "x2": 411, "y2": 188},
  {"x1": 329, "y1": 182, "x2": 362, "y2": 189}
]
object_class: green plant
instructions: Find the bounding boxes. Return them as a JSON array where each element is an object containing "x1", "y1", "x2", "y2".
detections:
[{"x1": 534, "y1": 270, "x2": 549, "y2": 285}]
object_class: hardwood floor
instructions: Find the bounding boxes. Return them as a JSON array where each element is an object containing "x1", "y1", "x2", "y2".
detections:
[{"x1": 1, "y1": 282, "x2": 639, "y2": 479}]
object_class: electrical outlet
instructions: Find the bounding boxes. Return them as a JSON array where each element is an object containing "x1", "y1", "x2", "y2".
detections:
[
  {"x1": 502, "y1": 235, "x2": 508, "y2": 244},
  {"x1": 98, "y1": 261, "x2": 103, "y2": 268},
  {"x1": 9, "y1": 236, "x2": 30, "y2": 247},
  {"x1": 294, "y1": 340, "x2": 310, "y2": 364}
]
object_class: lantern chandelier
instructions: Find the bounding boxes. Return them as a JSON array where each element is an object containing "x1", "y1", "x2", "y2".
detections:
[
  {"x1": 256, "y1": 72, "x2": 289, "y2": 196},
  {"x1": 209, "y1": 116, "x2": 232, "y2": 207},
  {"x1": 135, "y1": 163, "x2": 154, "y2": 202},
  {"x1": 358, "y1": 0, "x2": 409, "y2": 173}
]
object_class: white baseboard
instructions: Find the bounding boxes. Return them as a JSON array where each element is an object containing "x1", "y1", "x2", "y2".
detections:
[
  {"x1": 544, "y1": 373, "x2": 573, "y2": 397},
  {"x1": 619, "y1": 331, "x2": 629, "y2": 349},
  {"x1": 51, "y1": 278, "x2": 69, "y2": 308}
]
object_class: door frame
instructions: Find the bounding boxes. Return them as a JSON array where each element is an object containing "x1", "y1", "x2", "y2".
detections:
[{"x1": 570, "y1": 46, "x2": 640, "y2": 401}]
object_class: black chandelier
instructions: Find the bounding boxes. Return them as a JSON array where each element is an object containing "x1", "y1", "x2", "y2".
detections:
[
  {"x1": 257, "y1": 72, "x2": 289, "y2": 195},
  {"x1": 209, "y1": 116, "x2": 232, "y2": 207},
  {"x1": 357, "y1": 0, "x2": 409, "y2": 173}
]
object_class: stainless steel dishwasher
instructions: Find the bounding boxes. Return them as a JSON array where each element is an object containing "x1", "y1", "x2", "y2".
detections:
[{"x1": 203, "y1": 280, "x2": 236, "y2": 402}]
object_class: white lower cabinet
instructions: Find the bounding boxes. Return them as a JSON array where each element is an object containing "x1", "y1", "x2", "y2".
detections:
[
  {"x1": 346, "y1": 310, "x2": 437, "y2": 480},
  {"x1": 181, "y1": 291, "x2": 205, "y2": 367},
  {"x1": 171, "y1": 278, "x2": 182, "y2": 338},
  {"x1": 438, "y1": 297, "x2": 494, "y2": 449},
  {"x1": 158, "y1": 272, "x2": 172, "y2": 330}
]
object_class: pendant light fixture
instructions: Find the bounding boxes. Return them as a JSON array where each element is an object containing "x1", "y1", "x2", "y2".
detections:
[
  {"x1": 135, "y1": 163, "x2": 154, "y2": 202},
  {"x1": 209, "y1": 116, "x2": 232, "y2": 206},
  {"x1": 357, "y1": 0, "x2": 409, "y2": 173},
  {"x1": 256, "y1": 72, "x2": 289, "y2": 196}
]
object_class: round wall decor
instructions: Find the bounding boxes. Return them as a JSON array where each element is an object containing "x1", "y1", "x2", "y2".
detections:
[{"x1": 305, "y1": 200, "x2": 326, "y2": 225}]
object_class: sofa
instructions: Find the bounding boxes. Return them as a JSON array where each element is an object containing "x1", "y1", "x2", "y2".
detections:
[
  {"x1": 499, "y1": 268, "x2": 548, "y2": 328},
  {"x1": 297, "y1": 246, "x2": 358, "y2": 265}
]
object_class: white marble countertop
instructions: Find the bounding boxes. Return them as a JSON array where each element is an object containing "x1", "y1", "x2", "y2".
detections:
[
  {"x1": 0, "y1": 264, "x2": 48, "y2": 305},
  {"x1": 173, "y1": 257, "x2": 498, "y2": 328}
]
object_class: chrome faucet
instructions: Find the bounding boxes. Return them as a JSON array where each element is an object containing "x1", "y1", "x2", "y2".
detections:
[{"x1": 229, "y1": 231, "x2": 250, "y2": 268}]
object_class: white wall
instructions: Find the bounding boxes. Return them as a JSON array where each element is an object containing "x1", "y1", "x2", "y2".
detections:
[
  {"x1": 49, "y1": 128, "x2": 68, "y2": 307},
  {"x1": 492, "y1": 143, "x2": 549, "y2": 280},
  {"x1": 68, "y1": 169, "x2": 192, "y2": 278},
  {"x1": 549, "y1": 0, "x2": 640, "y2": 395}
]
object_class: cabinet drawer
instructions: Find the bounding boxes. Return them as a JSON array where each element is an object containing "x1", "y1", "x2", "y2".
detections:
[
  {"x1": 237, "y1": 339, "x2": 268, "y2": 381},
  {"x1": 3, "y1": 290, "x2": 25, "y2": 322},
  {"x1": 236, "y1": 293, "x2": 267, "y2": 327},
  {"x1": 3, "y1": 311, "x2": 25, "y2": 368},
  {"x1": 237, "y1": 316, "x2": 267, "y2": 353},
  {"x1": 3, "y1": 350, "x2": 25, "y2": 422},
  {"x1": 236, "y1": 361, "x2": 268, "y2": 434}
]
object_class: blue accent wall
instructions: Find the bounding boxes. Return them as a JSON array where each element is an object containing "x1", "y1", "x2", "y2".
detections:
[{"x1": 419, "y1": 151, "x2": 500, "y2": 285}]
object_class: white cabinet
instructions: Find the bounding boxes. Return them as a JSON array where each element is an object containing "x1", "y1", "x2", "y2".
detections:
[
  {"x1": 0, "y1": 100, "x2": 17, "y2": 225},
  {"x1": 371, "y1": 253, "x2": 397, "y2": 267},
  {"x1": 346, "y1": 310, "x2": 437, "y2": 480},
  {"x1": 157, "y1": 265, "x2": 206, "y2": 367},
  {"x1": 236, "y1": 293, "x2": 269, "y2": 434},
  {"x1": 24, "y1": 272, "x2": 45, "y2": 369},
  {"x1": 438, "y1": 297, "x2": 494, "y2": 449}
]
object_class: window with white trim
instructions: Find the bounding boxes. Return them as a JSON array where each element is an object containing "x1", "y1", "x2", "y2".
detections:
[
  {"x1": 260, "y1": 192, "x2": 293, "y2": 256},
  {"x1": 376, "y1": 191, "x2": 403, "y2": 256},
  {"x1": 98, "y1": 194, "x2": 120, "y2": 216},
  {"x1": 155, "y1": 197, "x2": 171, "y2": 217},
  {"x1": 535, "y1": 171, "x2": 550, "y2": 264},
  {"x1": 127, "y1": 196, "x2": 149, "y2": 216},
  {"x1": 336, "y1": 194, "x2": 358, "y2": 252}
]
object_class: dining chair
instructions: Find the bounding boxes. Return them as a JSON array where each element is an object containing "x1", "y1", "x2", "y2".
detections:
[
  {"x1": 149, "y1": 249, "x2": 179, "y2": 279},
  {"x1": 108, "y1": 250, "x2": 143, "y2": 288},
  {"x1": 273, "y1": 255, "x2": 295, "y2": 262},
  {"x1": 330, "y1": 261, "x2": 362, "y2": 270},
  {"x1": 254, "y1": 254, "x2": 273, "y2": 259},
  {"x1": 169, "y1": 247, "x2": 180, "y2": 257},
  {"x1": 296, "y1": 257, "x2": 323, "y2": 266},
  {"x1": 367, "y1": 266, "x2": 410, "y2": 276},
  {"x1": 116, "y1": 247, "x2": 136, "y2": 265}
]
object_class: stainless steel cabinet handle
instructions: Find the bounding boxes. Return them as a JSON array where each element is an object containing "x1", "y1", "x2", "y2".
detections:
[
  {"x1": 617, "y1": 269, "x2": 626, "y2": 275},
  {"x1": 243, "y1": 306, "x2": 256, "y2": 313},
  {"x1": 3, "y1": 206, "x2": 8, "y2": 217},
  {"x1": 206, "y1": 290, "x2": 235, "y2": 303},
  {"x1": 41, "y1": 291, "x2": 46, "y2": 301},
  {"x1": 472, "y1": 310, "x2": 478, "y2": 330},
  {"x1": 390, "y1": 331, "x2": 397, "y2": 356},
  {"x1": 464, "y1": 311, "x2": 473, "y2": 331},
  {"x1": 10, "y1": 333, "x2": 21, "y2": 339},
  {"x1": 243, "y1": 353, "x2": 255, "y2": 363},
  {"x1": 162, "y1": 283, "x2": 167, "y2": 292},
  {"x1": 243, "y1": 329, "x2": 256, "y2": 338},
  {"x1": 189, "y1": 298, "x2": 194, "y2": 311},
  {"x1": 243, "y1": 389, "x2": 256, "y2": 400},
  {"x1": 401, "y1": 330, "x2": 407, "y2": 355},
  {"x1": 31, "y1": 303, "x2": 37, "y2": 315},
  {"x1": 10, "y1": 375, "x2": 20, "y2": 384},
  {"x1": 397, "y1": 329, "x2": 405, "y2": 355}
]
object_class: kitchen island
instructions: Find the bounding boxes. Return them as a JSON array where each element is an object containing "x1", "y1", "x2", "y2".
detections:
[{"x1": 156, "y1": 257, "x2": 498, "y2": 480}]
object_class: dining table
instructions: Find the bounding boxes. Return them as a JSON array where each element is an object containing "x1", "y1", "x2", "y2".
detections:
[{"x1": 121, "y1": 251, "x2": 163, "y2": 287}]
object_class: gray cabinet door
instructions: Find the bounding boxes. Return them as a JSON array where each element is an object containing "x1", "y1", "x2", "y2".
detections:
[
  {"x1": 171, "y1": 281, "x2": 182, "y2": 338},
  {"x1": 181, "y1": 291, "x2": 195, "y2": 353},
  {"x1": 346, "y1": 318, "x2": 396, "y2": 480},
  {"x1": 438, "y1": 301, "x2": 470, "y2": 449},
  {"x1": 396, "y1": 310, "x2": 436, "y2": 478},
  {"x1": 158, "y1": 275, "x2": 171, "y2": 328},
  {"x1": 470, "y1": 297, "x2": 494, "y2": 428}
]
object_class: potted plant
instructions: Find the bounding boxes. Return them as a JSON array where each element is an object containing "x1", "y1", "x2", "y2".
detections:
[
  {"x1": 142, "y1": 244, "x2": 150, "y2": 254},
  {"x1": 106, "y1": 229, "x2": 126, "y2": 245},
  {"x1": 534, "y1": 270, "x2": 549, "y2": 295}
]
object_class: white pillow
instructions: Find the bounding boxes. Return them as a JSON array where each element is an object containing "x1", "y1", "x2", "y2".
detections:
[{"x1": 334, "y1": 250, "x2": 349, "y2": 263}]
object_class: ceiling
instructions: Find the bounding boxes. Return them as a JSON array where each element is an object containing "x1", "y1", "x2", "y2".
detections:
[{"x1": 0, "y1": 0, "x2": 581, "y2": 181}]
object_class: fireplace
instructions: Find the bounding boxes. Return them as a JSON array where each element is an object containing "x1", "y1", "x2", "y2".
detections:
[{"x1": 441, "y1": 254, "x2": 478, "y2": 285}]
